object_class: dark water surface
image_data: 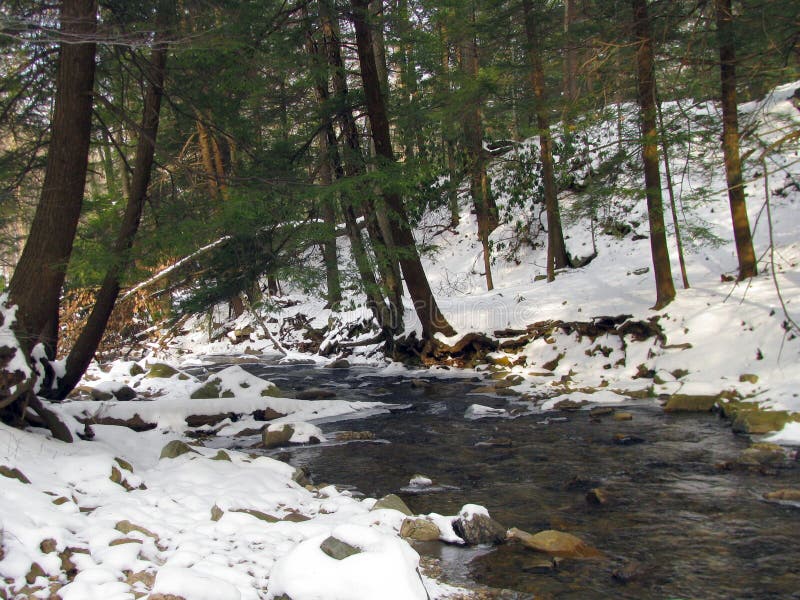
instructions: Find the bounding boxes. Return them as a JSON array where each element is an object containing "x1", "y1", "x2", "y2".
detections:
[{"x1": 209, "y1": 360, "x2": 800, "y2": 599}]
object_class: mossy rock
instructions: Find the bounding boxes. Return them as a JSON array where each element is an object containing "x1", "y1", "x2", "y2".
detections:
[
  {"x1": 663, "y1": 394, "x2": 719, "y2": 413},
  {"x1": 371, "y1": 493, "x2": 412, "y2": 516},
  {"x1": 260, "y1": 385, "x2": 282, "y2": 397},
  {"x1": 145, "y1": 363, "x2": 179, "y2": 378},
  {"x1": 739, "y1": 373, "x2": 759, "y2": 384},
  {"x1": 210, "y1": 450, "x2": 231, "y2": 461},
  {"x1": 159, "y1": 440, "x2": 198, "y2": 459},
  {"x1": 114, "y1": 457, "x2": 134, "y2": 472},
  {"x1": 129, "y1": 363, "x2": 145, "y2": 376},
  {"x1": 732, "y1": 409, "x2": 799, "y2": 434},
  {"x1": 190, "y1": 379, "x2": 234, "y2": 399}
]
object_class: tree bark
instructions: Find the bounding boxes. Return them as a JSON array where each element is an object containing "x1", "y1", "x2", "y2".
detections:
[
  {"x1": 632, "y1": 0, "x2": 675, "y2": 309},
  {"x1": 8, "y1": 0, "x2": 98, "y2": 358},
  {"x1": 522, "y1": 0, "x2": 569, "y2": 281},
  {"x1": 351, "y1": 0, "x2": 455, "y2": 338},
  {"x1": 714, "y1": 0, "x2": 757, "y2": 279},
  {"x1": 55, "y1": 39, "x2": 168, "y2": 399}
]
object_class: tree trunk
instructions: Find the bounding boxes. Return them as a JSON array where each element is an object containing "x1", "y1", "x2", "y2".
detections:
[
  {"x1": 8, "y1": 0, "x2": 98, "y2": 359},
  {"x1": 563, "y1": 0, "x2": 580, "y2": 107},
  {"x1": 351, "y1": 0, "x2": 455, "y2": 339},
  {"x1": 459, "y1": 5, "x2": 497, "y2": 291},
  {"x1": 631, "y1": 0, "x2": 675, "y2": 309},
  {"x1": 319, "y1": 0, "x2": 403, "y2": 329},
  {"x1": 714, "y1": 0, "x2": 757, "y2": 280},
  {"x1": 439, "y1": 23, "x2": 460, "y2": 228},
  {"x1": 54, "y1": 39, "x2": 168, "y2": 400},
  {"x1": 522, "y1": 0, "x2": 569, "y2": 282}
]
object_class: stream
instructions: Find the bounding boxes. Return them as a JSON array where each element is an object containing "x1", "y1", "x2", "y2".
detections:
[{"x1": 203, "y1": 360, "x2": 800, "y2": 599}]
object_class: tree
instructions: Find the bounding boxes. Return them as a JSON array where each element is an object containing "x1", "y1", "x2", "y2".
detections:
[
  {"x1": 8, "y1": 0, "x2": 98, "y2": 360},
  {"x1": 631, "y1": 0, "x2": 675, "y2": 309},
  {"x1": 522, "y1": 0, "x2": 569, "y2": 281},
  {"x1": 350, "y1": 0, "x2": 455, "y2": 339},
  {"x1": 714, "y1": 0, "x2": 757, "y2": 280},
  {"x1": 54, "y1": 13, "x2": 170, "y2": 399}
]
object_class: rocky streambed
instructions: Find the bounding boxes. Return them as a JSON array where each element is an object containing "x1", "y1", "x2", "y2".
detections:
[{"x1": 200, "y1": 360, "x2": 800, "y2": 599}]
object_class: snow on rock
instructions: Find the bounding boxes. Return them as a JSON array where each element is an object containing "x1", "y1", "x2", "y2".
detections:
[
  {"x1": 268, "y1": 525, "x2": 428, "y2": 600},
  {"x1": 464, "y1": 404, "x2": 510, "y2": 420}
]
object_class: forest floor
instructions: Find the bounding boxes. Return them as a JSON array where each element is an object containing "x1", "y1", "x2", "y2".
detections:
[{"x1": 1, "y1": 82, "x2": 800, "y2": 599}]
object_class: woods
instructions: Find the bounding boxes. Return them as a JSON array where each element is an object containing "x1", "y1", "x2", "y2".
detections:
[{"x1": 1, "y1": 0, "x2": 798, "y2": 437}]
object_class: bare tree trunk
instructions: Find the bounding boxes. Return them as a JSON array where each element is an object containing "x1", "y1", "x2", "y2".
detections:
[
  {"x1": 714, "y1": 0, "x2": 757, "y2": 280},
  {"x1": 522, "y1": 0, "x2": 569, "y2": 282},
  {"x1": 8, "y1": 0, "x2": 98, "y2": 359},
  {"x1": 351, "y1": 0, "x2": 455, "y2": 338},
  {"x1": 631, "y1": 0, "x2": 675, "y2": 309},
  {"x1": 656, "y1": 100, "x2": 690, "y2": 289},
  {"x1": 55, "y1": 38, "x2": 168, "y2": 400}
]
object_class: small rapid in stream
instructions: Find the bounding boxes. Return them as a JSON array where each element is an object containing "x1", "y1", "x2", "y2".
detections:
[{"x1": 201, "y1": 360, "x2": 800, "y2": 599}]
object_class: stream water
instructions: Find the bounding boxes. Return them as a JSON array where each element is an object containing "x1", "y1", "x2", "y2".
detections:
[{"x1": 205, "y1": 360, "x2": 800, "y2": 599}]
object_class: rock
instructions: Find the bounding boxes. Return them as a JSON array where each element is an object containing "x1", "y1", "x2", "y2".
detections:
[
  {"x1": 210, "y1": 450, "x2": 231, "y2": 461},
  {"x1": 735, "y1": 443, "x2": 785, "y2": 468},
  {"x1": 739, "y1": 373, "x2": 759, "y2": 384},
  {"x1": 613, "y1": 412, "x2": 633, "y2": 421},
  {"x1": 663, "y1": 394, "x2": 718, "y2": 412},
  {"x1": 328, "y1": 358, "x2": 350, "y2": 369},
  {"x1": 114, "y1": 457, "x2": 133, "y2": 472},
  {"x1": 281, "y1": 512, "x2": 311, "y2": 522},
  {"x1": 554, "y1": 399, "x2": 588, "y2": 411},
  {"x1": 39, "y1": 539, "x2": 57, "y2": 554},
  {"x1": 145, "y1": 363, "x2": 179, "y2": 378},
  {"x1": 262, "y1": 424, "x2": 295, "y2": 448},
  {"x1": 231, "y1": 508, "x2": 279, "y2": 522},
  {"x1": 320, "y1": 536, "x2": 361, "y2": 560},
  {"x1": 260, "y1": 385, "x2": 283, "y2": 397},
  {"x1": 508, "y1": 528, "x2": 602, "y2": 558},
  {"x1": 159, "y1": 440, "x2": 198, "y2": 460},
  {"x1": 89, "y1": 387, "x2": 113, "y2": 401},
  {"x1": 453, "y1": 506, "x2": 506, "y2": 545},
  {"x1": 613, "y1": 433, "x2": 645, "y2": 446},
  {"x1": 52, "y1": 496, "x2": 70, "y2": 505},
  {"x1": 25, "y1": 561, "x2": 46, "y2": 584},
  {"x1": 126, "y1": 363, "x2": 144, "y2": 377},
  {"x1": 0, "y1": 465, "x2": 31, "y2": 484},
  {"x1": 763, "y1": 489, "x2": 800, "y2": 502},
  {"x1": 612, "y1": 559, "x2": 644, "y2": 583},
  {"x1": 253, "y1": 407, "x2": 286, "y2": 421},
  {"x1": 589, "y1": 407, "x2": 615, "y2": 418},
  {"x1": 185, "y1": 413, "x2": 233, "y2": 428},
  {"x1": 295, "y1": 387, "x2": 337, "y2": 400},
  {"x1": 211, "y1": 505, "x2": 224, "y2": 521},
  {"x1": 586, "y1": 488, "x2": 609, "y2": 506},
  {"x1": 732, "y1": 409, "x2": 796, "y2": 434},
  {"x1": 400, "y1": 518, "x2": 441, "y2": 541},
  {"x1": 190, "y1": 380, "x2": 234, "y2": 399},
  {"x1": 115, "y1": 520, "x2": 159, "y2": 540},
  {"x1": 409, "y1": 379, "x2": 430, "y2": 389},
  {"x1": 112, "y1": 385, "x2": 137, "y2": 401},
  {"x1": 291, "y1": 466, "x2": 311, "y2": 486},
  {"x1": 149, "y1": 595, "x2": 187, "y2": 600},
  {"x1": 78, "y1": 413, "x2": 156, "y2": 431},
  {"x1": 109, "y1": 537, "x2": 142, "y2": 547},
  {"x1": 125, "y1": 570, "x2": 155, "y2": 590},
  {"x1": 335, "y1": 431, "x2": 375, "y2": 442},
  {"x1": 371, "y1": 493, "x2": 413, "y2": 516}
]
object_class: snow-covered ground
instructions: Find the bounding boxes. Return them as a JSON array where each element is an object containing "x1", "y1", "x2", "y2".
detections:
[{"x1": 2, "y1": 82, "x2": 799, "y2": 599}]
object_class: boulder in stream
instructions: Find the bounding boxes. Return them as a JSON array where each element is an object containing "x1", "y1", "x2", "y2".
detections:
[
  {"x1": 400, "y1": 518, "x2": 441, "y2": 541},
  {"x1": 263, "y1": 424, "x2": 295, "y2": 449},
  {"x1": 507, "y1": 527, "x2": 603, "y2": 558},
  {"x1": 452, "y1": 504, "x2": 506, "y2": 545}
]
